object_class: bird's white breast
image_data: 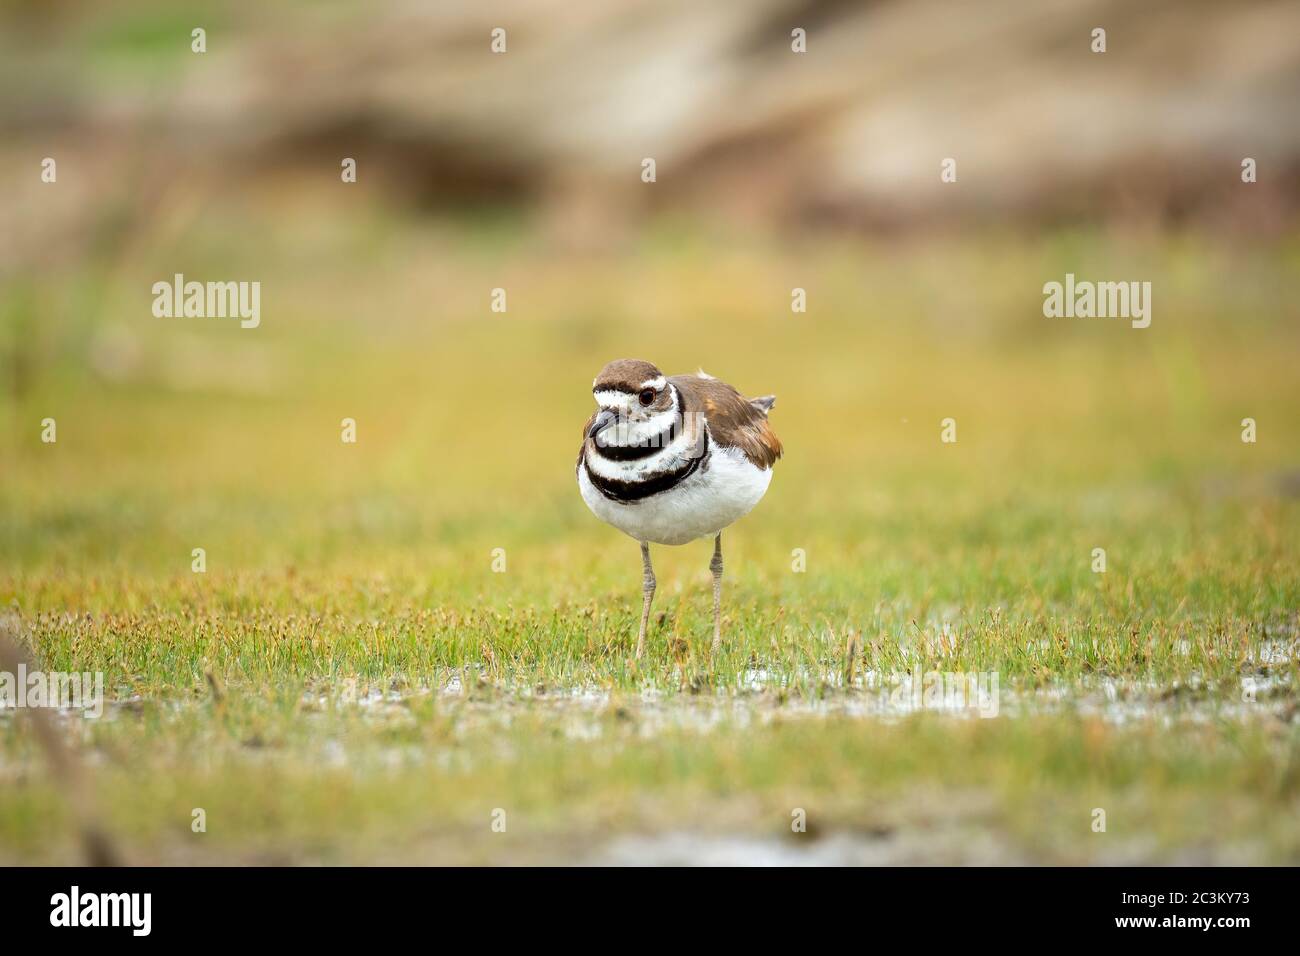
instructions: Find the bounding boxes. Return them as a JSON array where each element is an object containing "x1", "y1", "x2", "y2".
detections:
[{"x1": 579, "y1": 443, "x2": 773, "y2": 546}]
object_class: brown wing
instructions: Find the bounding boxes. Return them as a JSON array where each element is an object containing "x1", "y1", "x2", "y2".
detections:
[{"x1": 670, "y1": 374, "x2": 782, "y2": 470}]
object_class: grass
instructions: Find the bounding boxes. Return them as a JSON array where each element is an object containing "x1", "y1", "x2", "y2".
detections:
[
  {"x1": 6, "y1": 709, "x2": 1297, "y2": 864},
  {"x1": 1, "y1": 205, "x2": 1298, "y2": 863}
]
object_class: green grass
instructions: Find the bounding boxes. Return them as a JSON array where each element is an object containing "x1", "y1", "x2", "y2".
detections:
[
  {"x1": 1, "y1": 211, "x2": 1298, "y2": 863},
  {"x1": 7, "y1": 708, "x2": 1297, "y2": 864}
]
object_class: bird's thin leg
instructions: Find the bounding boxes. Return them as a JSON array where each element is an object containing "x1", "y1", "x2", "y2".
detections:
[
  {"x1": 636, "y1": 541, "x2": 655, "y2": 660},
  {"x1": 710, "y1": 532, "x2": 724, "y2": 653}
]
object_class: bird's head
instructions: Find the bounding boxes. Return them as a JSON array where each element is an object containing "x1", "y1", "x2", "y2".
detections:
[{"x1": 588, "y1": 358, "x2": 672, "y2": 440}]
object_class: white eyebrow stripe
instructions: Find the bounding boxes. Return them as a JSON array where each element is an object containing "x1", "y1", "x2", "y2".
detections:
[
  {"x1": 639, "y1": 376, "x2": 666, "y2": 390},
  {"x1": 594, "y1": 389, "x2": 635, "y2": 409}
]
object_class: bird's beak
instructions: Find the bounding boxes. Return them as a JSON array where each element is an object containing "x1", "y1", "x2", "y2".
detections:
[{"x1": 587, "y1": 408, "x2": 618, "y2": 441}]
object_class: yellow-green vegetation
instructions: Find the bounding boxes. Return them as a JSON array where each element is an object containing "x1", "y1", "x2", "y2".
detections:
[{"x1": 2, "y1": 209, "x2": 1298, "y2": 863}]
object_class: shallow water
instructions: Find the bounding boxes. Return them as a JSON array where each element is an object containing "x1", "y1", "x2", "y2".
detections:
[{"x1": 7, "y1": 657, "x2": 1290, "y2": 778}]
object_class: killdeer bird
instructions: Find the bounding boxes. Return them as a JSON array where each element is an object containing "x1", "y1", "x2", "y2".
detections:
[{"x1": 577, "y1": 359, "x2": 782, "y2": 658}]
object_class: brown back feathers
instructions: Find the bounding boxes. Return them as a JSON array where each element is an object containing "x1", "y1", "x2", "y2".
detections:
[{"x1": 670, "y1": 374, "x2": 782, "y2": 470}]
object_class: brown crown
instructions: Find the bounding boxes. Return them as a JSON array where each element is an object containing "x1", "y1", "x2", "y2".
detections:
[{"x1": 592, "y1": 358, "x2": 663, "y2": 394}]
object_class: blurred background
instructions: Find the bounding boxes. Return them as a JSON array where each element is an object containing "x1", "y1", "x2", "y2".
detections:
[
  {"x1": 2, "y1": 0, "x2": 1298, "y2": 579},
  {"x1": 0, "y1": 0, "x2": 1297, "y2": 579},
  {"x1": 5, "y1": 0, "x2": 1300, "y2": 239}
]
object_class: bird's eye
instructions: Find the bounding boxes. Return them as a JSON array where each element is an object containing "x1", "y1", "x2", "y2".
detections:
[{"x1": 638, "y1": 389, "x2": 656, "y2": 407}]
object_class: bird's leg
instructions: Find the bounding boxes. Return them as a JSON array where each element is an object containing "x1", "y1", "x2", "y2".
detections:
[
  {"x1": 710, "y1": 532, "x2": 724, "y2": 653},
  {"x1": 636, "y1": 541, "x2": 655, "y2": 660}
]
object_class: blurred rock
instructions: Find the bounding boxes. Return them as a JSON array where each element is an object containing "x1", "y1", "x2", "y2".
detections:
[{"x1": 1, "y1": 0, "x2": 1297, "y2": 252}]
